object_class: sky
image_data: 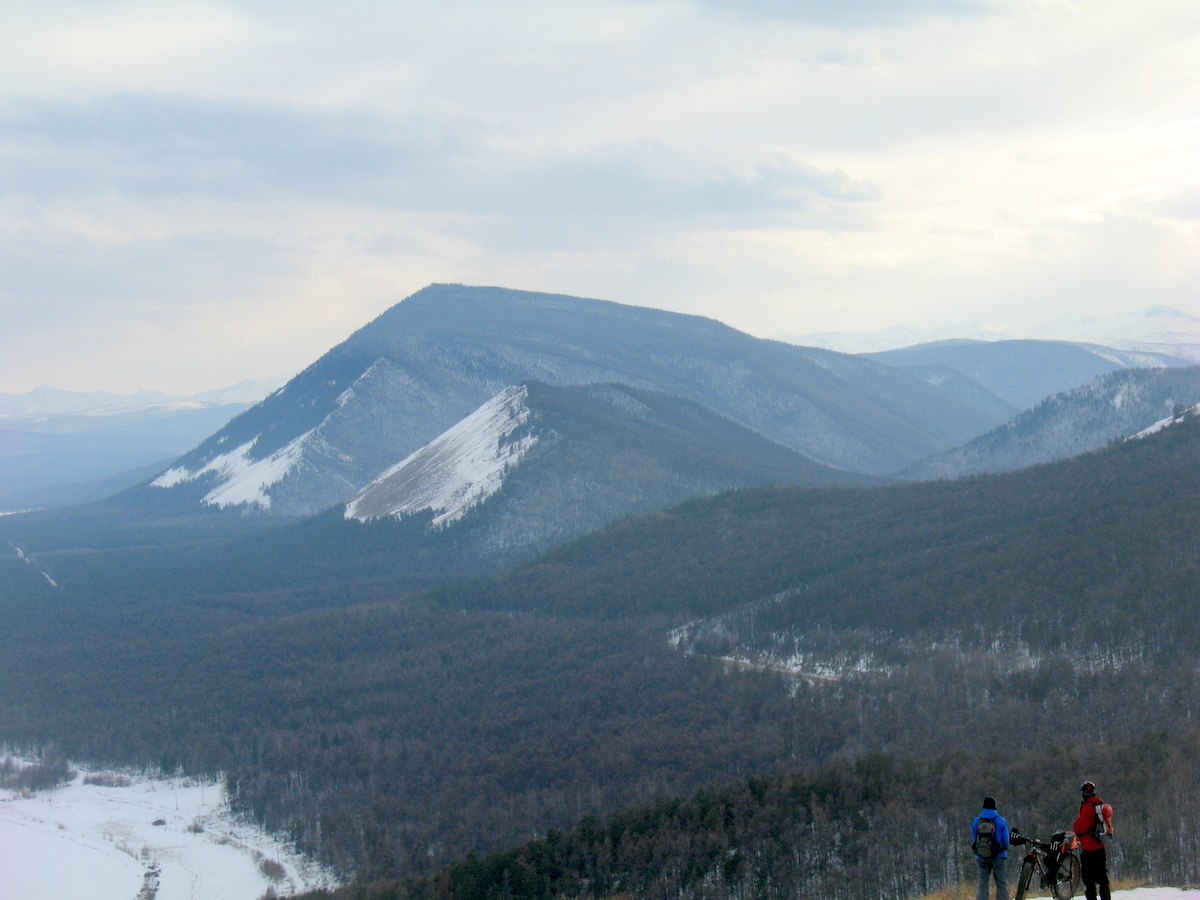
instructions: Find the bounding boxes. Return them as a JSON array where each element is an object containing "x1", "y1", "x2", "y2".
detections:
[{"x1": 1, "y1": 0, "x2": 1197, "y2": 394}]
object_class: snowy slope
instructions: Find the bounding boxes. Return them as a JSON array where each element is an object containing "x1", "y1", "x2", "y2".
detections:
[
  {"x1": 1132, "y1": 402, "x2": 1200, "y2": 439},
  {"x1": 152, "y1": 430, "x2": 314, "y2": 511},
  {"x1": 346, "y1": 385, "x2": 537, "y2": 525},
  {"x1": 329, "y1": 381, "x2": 872, "y2": 571}
]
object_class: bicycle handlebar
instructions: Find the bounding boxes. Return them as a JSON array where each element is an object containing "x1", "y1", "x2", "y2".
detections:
[{"x1": 1010, "y1": 830, "x2": 1074, "y2": 854}]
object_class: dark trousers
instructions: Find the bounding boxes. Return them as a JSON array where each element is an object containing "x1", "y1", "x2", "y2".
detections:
[{"x1": 1080, "y1": 847, "x2": 1110, "y2": 900}]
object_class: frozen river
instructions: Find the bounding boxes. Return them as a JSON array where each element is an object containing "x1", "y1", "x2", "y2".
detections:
[{"x1": 0, "y1": 761, "x2": 337, "y2": 900}]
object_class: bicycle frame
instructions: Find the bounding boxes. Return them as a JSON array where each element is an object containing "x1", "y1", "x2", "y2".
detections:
[{"x1": 1012, "y1": 831, "x2": 1081, "y2": 900}]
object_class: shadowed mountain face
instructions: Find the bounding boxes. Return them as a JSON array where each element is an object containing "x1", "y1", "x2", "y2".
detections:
[{"x1": 139, "y1": 285, "x2": 1014, "y2": 517}]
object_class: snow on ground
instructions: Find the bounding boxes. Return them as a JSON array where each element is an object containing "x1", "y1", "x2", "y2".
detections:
[
  {"x1": 0, "y1": 762, "x2": 338, "y2": 900},
  {"x1": 1112, "y1": 891, "x2": 1200, "y2": 899}
]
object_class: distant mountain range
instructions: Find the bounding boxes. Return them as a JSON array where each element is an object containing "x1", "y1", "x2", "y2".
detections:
[
  {"x1": 863, "y1": 338, "x2": 1192, "y2": 410},
  {"x1": 0, "y1": 385, "x2": 281, "y2": 510},
  {"x1": 0, "y1": 379, "x2": 284, "y2": 417},
  {"x1": 782, "y1": 304, "x2": 1200, "y2": 360}
]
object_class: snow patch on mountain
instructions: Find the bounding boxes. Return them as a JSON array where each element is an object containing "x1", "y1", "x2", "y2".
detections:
[
  {"x1": 336, "y1": 360, "x2": 385, "y2": 409},
  {"x1": 151, "y1": 431, "x2": 314, "y2": 510},
  {"x1": 346, "y1": 385, "x2": 538, "y2": 526},
  {"x1": 1131, "y1": 403, "x2": 1200, "y2": 440},
  {"x1": 11, "y1": 542, "x2": 58, "y2": 587}
]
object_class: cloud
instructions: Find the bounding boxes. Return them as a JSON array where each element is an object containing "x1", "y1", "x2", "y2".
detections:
[
  {"x1": 692, "y1": 0, "x2": 991, "y2": 27},
  {"x1": 0, "y1": 0, "x2": 1196, "y2": 394},
  {"x1": 0, "y1": 93, "x2": 472, "y2": 204},
  {"x1": 0, "y1": 225, "x2": 290, "y2": 313},
  {"x1": 0, "y1": 91, "x2": 880, "y2": 248}
]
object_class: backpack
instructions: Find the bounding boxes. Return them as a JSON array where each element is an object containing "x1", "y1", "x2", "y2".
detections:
[
  {"x1": 1091, "y1": 802, "x2": 1114, "y2": 843},
  {"x1": 974, "y1": 818, "x2": 998, "y2": 858}
]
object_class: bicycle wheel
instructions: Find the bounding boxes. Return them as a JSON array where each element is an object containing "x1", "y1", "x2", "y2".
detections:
[
  {"x1": 1053, "y1": 853, "x2": 1081, "y2": 899},
  {"x1": 1015, "y1": 858, "x2": 1035, "y2": 900}
]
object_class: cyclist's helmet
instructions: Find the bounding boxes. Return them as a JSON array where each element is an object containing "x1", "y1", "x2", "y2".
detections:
[{"x1": 1080, "y1": 781, "x2": 1097, "y2": 798}]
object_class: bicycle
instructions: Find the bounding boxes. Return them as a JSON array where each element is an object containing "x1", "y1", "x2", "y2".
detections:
[{"x1": 1010, "y1": 829, "x2": 1082, "y2": 900}]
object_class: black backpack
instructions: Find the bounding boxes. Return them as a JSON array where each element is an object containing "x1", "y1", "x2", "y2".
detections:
[{"x1": 974, "y1": 818, "x2": 999, "y2": 858}]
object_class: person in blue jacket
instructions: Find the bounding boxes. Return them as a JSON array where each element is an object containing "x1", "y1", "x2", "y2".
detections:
[{"x1": 971, "y1": 796, "x2": 1011, "y2": 900}]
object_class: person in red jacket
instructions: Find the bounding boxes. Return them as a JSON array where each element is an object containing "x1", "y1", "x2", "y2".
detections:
[{"x1": 1073, "y1": 780, "x2": 1110, "y2": 900}]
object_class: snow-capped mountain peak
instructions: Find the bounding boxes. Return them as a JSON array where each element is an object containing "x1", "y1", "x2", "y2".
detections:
[{"x1": 345, "y1": 385, "x2": 537, "y2": 526}]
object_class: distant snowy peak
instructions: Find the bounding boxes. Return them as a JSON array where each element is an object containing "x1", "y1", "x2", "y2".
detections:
[
  {"x1": 1037, "y1": 306, "x2": 1200, "y2": 353},
  {"x1": 151, "y1": 430, "x2": 313, "y2": 510},
  {"x1": 345, "y1": 385, "x2": 538, "y2": 526},
  {"x1": 0, "y1": 379, "x2": 283, "y2": 417}
]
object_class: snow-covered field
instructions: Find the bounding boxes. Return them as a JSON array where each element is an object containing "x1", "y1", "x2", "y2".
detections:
[{"x1": 0, "y1": 761, "x2": 338, "y2": 900}]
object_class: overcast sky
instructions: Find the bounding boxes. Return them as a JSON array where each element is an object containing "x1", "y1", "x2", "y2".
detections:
[{"x1": 2, "y1": 0, "x2": 1197, "y2": 394}]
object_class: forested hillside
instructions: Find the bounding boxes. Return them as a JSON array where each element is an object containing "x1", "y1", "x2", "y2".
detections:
[
  {"x1": 302, "y1": 727, "x2": 1200, "y2": 899},
  {"x1": 905, "y1": 366, "x2": 1200, "y2": 480},
  {"x1": 1, "y1": 415, "x2": 1197, "y2": 895}
]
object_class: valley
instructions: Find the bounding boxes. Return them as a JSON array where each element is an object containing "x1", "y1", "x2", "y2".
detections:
[{"x1": 3, "y1": 287, "x2": 1200, "y2": 898}]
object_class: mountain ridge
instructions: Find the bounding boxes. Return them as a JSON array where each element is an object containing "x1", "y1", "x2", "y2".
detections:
[
  {"x1": 137, "y1": 284, "x2": 1015, "y2": 517},
  {"x1": 337, "y1": 380, "x2": 873, "y2": 566}
]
